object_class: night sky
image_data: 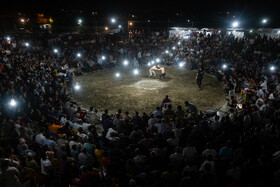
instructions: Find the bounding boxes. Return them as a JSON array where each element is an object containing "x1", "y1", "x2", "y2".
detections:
[{"x1": 1, "y1": 0, "x2": 279, "y2": 28}]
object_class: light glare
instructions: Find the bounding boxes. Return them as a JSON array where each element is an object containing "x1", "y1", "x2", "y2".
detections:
[
  {"x1": 74, "y1": 83, "x2": 80, "y2": 90},
  {"x1": 133, "y1": 69, "x2": 139, "y2": 75},
  {"x1": 232, "y1": 21, "x2": 239, "y2": 28},
  {"x1": 9, "y1": 99, "x2": 17, "y2": 107}
]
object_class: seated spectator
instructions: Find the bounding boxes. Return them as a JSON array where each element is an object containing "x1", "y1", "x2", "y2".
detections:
[
  {"x1": 219, "y1": 140, "x2": 233, "y2": 159},
  {"x1": 175, "y1": 105, "x2": 185, "y2": 121},
  {"x1": 148, "y1": 114, "x2": 157, "y2": 129},
  {"x1": 153, "y1": 106, "x2": 163, "y2": 118},
  {"x1": 154, "y1": 118, "x2": 168, "y2": 134},
  {"x1": 199, "y1": 155, "x2": 215, "y2": 173},
  {"x1": 201, "y1": 142, "x2": 217, "y2": 160},
  {"x1": 228, "y1": 96, "x2": 237, "y2": 108},
  {"x1": 78, "y1": 147, "x2": 95, "y2": 167},
  {"x1": 86, "y1": 106, "x2": 100, "y2": 124},
  {"x1": 26, "y1": 152, "x2": 40, "y2": 171},
  {"x1": 183, "y1": 142, "x2": 197, "y2": 162},
  {"x1": 106, "y1": 125, "x2": 119, "y2": 141},
  {"x1": 184, "y1": 101, "x2": 198, "y2": 114},
  {"x1": 77, "y1": 127, "x2": 88, "y2": 141}
]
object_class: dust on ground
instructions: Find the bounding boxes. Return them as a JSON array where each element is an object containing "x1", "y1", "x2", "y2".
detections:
[{"x1": 73, "y1": 66, "x2": 227, "y2": 114}]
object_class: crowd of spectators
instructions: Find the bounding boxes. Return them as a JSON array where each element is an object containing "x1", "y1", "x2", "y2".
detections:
[{"x1": 1, "y1": 28, "x2": 280, "y2": 187}]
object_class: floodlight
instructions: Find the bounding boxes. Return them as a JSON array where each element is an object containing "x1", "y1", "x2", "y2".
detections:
[
  {"x1": 165, "y1": 50, "x2": 169, "y2": 54},
  {"x1": 115, "y1": 72, "x2": 120, "y2": 78},
  {"x1": 151, "y1": 60, "x2": 155, "y2": 65},
  {"x1": 262, "y1": 19, "x2": 267, "y2": 24},
  {"x1": 74, "y1": 82, "x2": 80, "y2": 90},
  {"x1": 6, "y1": 36, "x2": 11, "y2": 41},
  {"x1": 118, "y1": 25, "x2": 122, "y2": 28},
  {"x1": 172, "y1": 46, "x2": 176, "y2": 50},
  {"x1": 232, "y1": 21, "x2": 239, "y2": 28},
  {"x1": 179, "y1": 62, "x2": 185, "y2": 68},
  {"x1": 156, "y1": 58, "x2": 160, "y2": 63},
  {"x1": 25, "y1": 42, "x2": 29, "y2": 47},
  {"x1": 123, "y1": 60, "x2": 129, "y2": 66},
  {"x1": 133, "y1": 69, "x2": 139, "y2": 75},
  {"x1": 9, "y1": 98, "x2": 17, "y2": 107},
  {"x1": 102, "y1": 56, "x2": 106, "y2": 60},
  {"x1": 178, "y1": 41, "x2": 181, "y2": 45},
  {"x1": 111, "y1": 18, "x2": 116, "y2": 23},
  {"x1": 270, "y1": 66, "x2": 276, "y2": 71},
  {"x1": 250, "y1": 29, "x2": 253, "y2": 33},
  {"x1": 77, "y1": 53, "x2": 81, "y2": 57},
  {"x1": 148, "y1": 62, "x2": 151, "y2": 66},
  {"x1": 222, "y1": 64, "x2": 227, "y2": 69},
  {"x1": 53, "y1": 49, "x2": 58, "y2": 53}
]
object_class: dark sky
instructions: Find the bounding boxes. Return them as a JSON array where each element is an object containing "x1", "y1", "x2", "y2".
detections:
[{"x1": 2, "y1": 0, "x2": 280, "y2": 28}]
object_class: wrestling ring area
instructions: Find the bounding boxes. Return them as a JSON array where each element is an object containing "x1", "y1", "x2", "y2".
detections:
[{"x1": 73, "y1": 66, "x2": 226, "y2": 114}]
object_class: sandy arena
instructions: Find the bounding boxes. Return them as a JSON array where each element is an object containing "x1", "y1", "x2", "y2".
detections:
[{"x1": 73, "y1": 66, "x2": 226, "y2": 114}]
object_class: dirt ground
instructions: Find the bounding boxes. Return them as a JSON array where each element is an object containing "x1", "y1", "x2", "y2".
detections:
[{"x1": 73, "y1": 66, "x2": 226, "y2": 114}]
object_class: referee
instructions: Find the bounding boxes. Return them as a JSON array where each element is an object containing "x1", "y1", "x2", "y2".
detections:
[{"x1": 196, "y1": 66, "x2": 204, "y2": 89}]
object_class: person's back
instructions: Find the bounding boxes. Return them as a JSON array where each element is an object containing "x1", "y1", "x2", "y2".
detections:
[{"x1": 153, "y1": 106, "x2": 163, "y2": 118}]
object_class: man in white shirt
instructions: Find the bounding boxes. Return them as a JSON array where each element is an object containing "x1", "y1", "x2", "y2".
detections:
[
  {"x1": 106, "y1": 126, "x2": 119, "y2": 141},
  {"x1": 71, "y1": 119, "x2": 83, "y2": 130},
  {"x1": 260, "y1": 76, "x2": 268, "y2": 97},
  {"x1": 148, "y1": 114, "x2": 157, "y2": 129},
  {"x1": 154, "y1": 119, "x2": 167, "y2": 134},
  {"x1": 35, "y1": 129, "x2": 47, "y2": 145}
]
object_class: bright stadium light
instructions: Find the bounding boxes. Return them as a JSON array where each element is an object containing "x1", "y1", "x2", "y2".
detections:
[
  {"x1": 156, "y1": 58, "x2": 160, "y2": 63},
  {"x1": 9, "y1": 98, "x2": 17, "y2": 107},
  {"x1": 262, "y1": 19, "x2": 267, "y2": 24},
  {"x1": 118, "y1": 25, "x2": 122, "y2": 28},
  {"x1": 222, "y1": 64, "x2": 227, "y2": 69},
  {"x1": 25, "y1": 42, "x2": 29, "y2": 47},
  {"x1": 111, "y1": 18, "x2": 116, "y2": 23},
  {"x1": 179, "y1": 62, "x2": 185, "y2": 68},
  {"x1": 250, "y1": 29, "x2": 253, "y2": 33},
  {"x1": 270, "y1": 65, "x2": 276, "y2": 71},
  {"x1": 53, "y1": 49, "x2": 58, "y2": 53},
  {"x1": 123, "y1": 60, "x2": 129, "y2": 66},
  {"x1": 115, "y1": 72, "x2": 120, "y2": 78},
  {"x1": 74, "y1": 82, "x2": 81, "y2": 91},
  {"x1": 6, "y1": 36, "x2": 11, "y2": 41},
  {"x1": 165, "y1": 50, "x2": 169, "y2": 54},
  {"x1": 151, "y1": 60, "x2": 155, "y2": 65},
  {"x1": 133, "y1": 69, "x2": 139, "y2": 75},
  {"x1": 147, "y1": 62, "x2": 151, "y2": 66},
  {"x1": 78, "y1": 19, "x2": 82, "y2": 25},
  {"x1": 77, "y1": 53, "x2": 81, "y2": 57},
  {"x1": 232, "y1": 21, "x2": 239, "y2": 28},
  {"x1": 172, "y1": 46, "x2": 176, "y2": 50},
  {"x1": 178, "y1": 41, "x2": 181, "y2": 45}
]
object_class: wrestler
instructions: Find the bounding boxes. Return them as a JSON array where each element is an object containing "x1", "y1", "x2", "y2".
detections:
[
  {"x1": 159, "y1": 67, "x2": 166, "y2": 79},
  {"x1": 149, "y1": 64, "x2": 161, "y2": 78}
]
